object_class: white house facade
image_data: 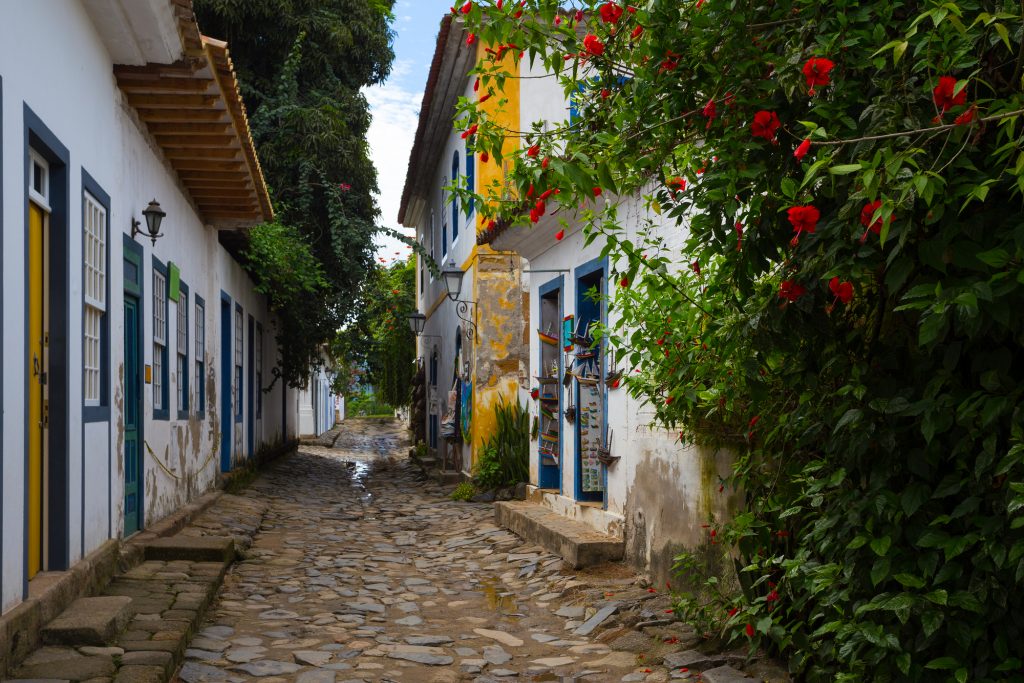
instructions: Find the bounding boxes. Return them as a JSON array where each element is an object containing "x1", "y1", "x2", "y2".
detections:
[{"x1": 0, "y1": 0, "x2": 298, "y2": 615}]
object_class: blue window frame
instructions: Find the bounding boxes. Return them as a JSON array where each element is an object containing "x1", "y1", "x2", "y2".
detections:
[
  {"x1": 465, "y1": 143, "x2": 475, "y2": 218},
  {"x1": 234, "y1": 302, "x2": 243, "y2": 422},
  {"x1": 441, "y1": 183, "x2": 448, "y2": 259},
  {"x1": 82, "y1": 169, "x2": 110, "y2": 423},
  {"x1": 152, "y1": 257, "x2": 169, "y2": 420},
  {"x1": 451, "y1": 151, "x2": 461, "y2": 243},
  {"x1": 255, "y1": 322, "x2": 263, "y2": 419},
  {"x1": 195, "y1": 295, "x2": 206, "y2": 418},
  {"x1": 176, "y1": 280, "x2": 190, "y2": 420}
]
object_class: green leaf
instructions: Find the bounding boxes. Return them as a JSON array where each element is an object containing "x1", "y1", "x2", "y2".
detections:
[
  {"x1": 829, "y1": 164, "x2": 862, "y2": 175},
  {"x1": 977, "y1": 248, "x2": 1010, "y2": 268},
  {"x1": 893, "y1": 573, "x2": 925, "y2": 588},
  {"x1": 994, "y1": 22, "x2": 1012, "y2": 51},
  {"x1": 834, "y1": 408, "x2": 863, "y2": 433},
  {"x1": 870, "y1": 535, "x2": 892, "y2": 556},
  {"x1": 926, "y1": 657, "x2": 960, "y2": 670},
  {"x1": 924, "y1": 589, "x2": 948, "y2": 605},
  {"x1": 871, "y1": 557, "x2": 891, "y2": 586},
  {"x1": 956, "y1": 668, "x2": 968, "y2": 683}
]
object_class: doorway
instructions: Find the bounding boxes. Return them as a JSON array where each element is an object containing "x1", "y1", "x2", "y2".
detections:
[
  {"x1": 27, "y1": 190, "x2": 49, "y2": 576},
  {"x1": 219, "y1": 294, "x2": 232, "y2": 472},
  {"x1": 574, "y1": 259, "x2": 606, "y2": 504},
  {"x1": 537, "y1": 277, "x2": 563, "y2": 491},
  {"x1": 122, "y1": 237, "x2": 144, "y2": 536}
]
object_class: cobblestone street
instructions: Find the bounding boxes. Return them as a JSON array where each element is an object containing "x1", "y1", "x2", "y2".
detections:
[{"x1": 175, "y1": 419, "x2": 704, "y2": 683}]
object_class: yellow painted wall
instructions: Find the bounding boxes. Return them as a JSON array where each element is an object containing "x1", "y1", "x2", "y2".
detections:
[{"x1": 475, "y1": 44, "x2": 520, "y2": 232}]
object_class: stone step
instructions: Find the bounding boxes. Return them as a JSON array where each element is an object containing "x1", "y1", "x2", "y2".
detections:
[
  {"x1": 143, "y1": 536, "x2": 235, "y2": 563},
  {"x1": 494, "y1": 501, "x2": 624, "y2": 568},
  {"x1": 40, "y1": 596, "x2": 133, "y2": 647}
]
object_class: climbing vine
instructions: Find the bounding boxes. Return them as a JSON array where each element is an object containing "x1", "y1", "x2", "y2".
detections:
[{"x1": 458, "y1": 1, "x2": 1024, "y2": 680}]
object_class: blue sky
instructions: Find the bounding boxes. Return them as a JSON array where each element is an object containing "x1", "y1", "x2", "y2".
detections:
[{"x1": 368, "y1": 0, "x2": 454, "y2": 265}]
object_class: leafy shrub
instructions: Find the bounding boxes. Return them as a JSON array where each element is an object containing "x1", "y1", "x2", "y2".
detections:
[
  {"x1": 450, "y1": 481, "x2": 476, "y2": 501},
  {"x1": 474, "y1": 399, "x2": 530, "y2": 489}
]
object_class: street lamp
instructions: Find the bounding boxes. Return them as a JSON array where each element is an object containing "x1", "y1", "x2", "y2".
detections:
[
  {"x1": 439, "y1": 261, "x2": 477, "y2": 341},
  {"x1": 407, "y1": 312, "x2": 426, "y2": 336},
  {"x1": 132, "y1": 199, "x2": 166, "y2": 246}
]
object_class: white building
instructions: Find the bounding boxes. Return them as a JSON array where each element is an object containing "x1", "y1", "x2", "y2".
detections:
[
  {"x1": 298, "y1": 365, "x2": 341, "y2": 438},
  {"x1": 399, "y1": 16, "x2": 528, "y2": 476},
  {"x1": 408, "y1": 15, "x2": 735, "y2": 584},
  {"x1": 0, "y1": 0, "x2": 300, "y2": 616}
]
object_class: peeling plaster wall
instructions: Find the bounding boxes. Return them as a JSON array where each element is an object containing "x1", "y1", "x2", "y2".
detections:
[{"x1": 0, "y1": 1, "x2": 296, "y2": 615}]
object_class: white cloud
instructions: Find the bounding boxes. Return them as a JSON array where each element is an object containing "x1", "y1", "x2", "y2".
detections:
[{"x1": 366, "y1": 81, "x2": 423, "y2": 264}]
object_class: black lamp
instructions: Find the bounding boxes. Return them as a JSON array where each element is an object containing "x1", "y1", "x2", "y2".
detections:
[
  {"x1": 441, "y1": 260, "x2": 465, "y2": 301},
  {"x1": 407, "y1": 312, "x2": 426, "y2": 336},
  {"x1": 132, "y1": 199, "x2": 166, "y2": 246}
]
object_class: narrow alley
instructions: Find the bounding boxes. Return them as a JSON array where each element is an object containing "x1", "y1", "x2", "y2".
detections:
[{"x1": 171, "y1": 419, "x2": 740, "y2": 683}]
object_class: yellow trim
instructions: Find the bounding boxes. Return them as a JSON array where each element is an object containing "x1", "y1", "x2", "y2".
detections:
[{"x1": 475, "y1": 43, "x2": 521, "y2": 231}]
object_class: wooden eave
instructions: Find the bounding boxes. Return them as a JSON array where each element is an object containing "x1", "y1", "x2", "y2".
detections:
[{"x1": 113, "y1": 8, "x2": 273, "y2": 229}]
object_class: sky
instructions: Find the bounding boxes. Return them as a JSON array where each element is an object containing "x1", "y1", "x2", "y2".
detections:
[{"x1": 367, "y1": 0, "x2": 454, "y2": 267}]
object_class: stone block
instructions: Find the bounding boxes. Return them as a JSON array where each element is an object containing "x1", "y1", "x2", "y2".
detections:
[
  {"x1": 143, "y1": 537, "x2": 234, "y2": 563},
  {"x1": 494, "y1": 501, "x2": 623, "y2": 568},
  {"x1": 701, "y1": 665, "x2": 754, "y2": 683},
  {"x1": 112, "y1": 665, "x2": 164, "y2": 683},
  {"x1": 41, "y1": 598, "x2": 133, "y2": 647}
]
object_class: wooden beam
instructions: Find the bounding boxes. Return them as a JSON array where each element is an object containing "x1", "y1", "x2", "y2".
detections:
[
  {"x1": 170, "y1": 159, "x2": 245, "y2": 172},
  {"x1": 165, "y1": 148, "x2": 244, "y2": 161},
  {"x1": 188, "y1": 189, "x2": 257, "y2": 199},
  {"x1": 113, "y1": 62, "x2": 195, "y2": 78},
  {"x1": 152, "y1": 134, "x2": 237, "y2": 148},
  {"x1": 136, "y1": 109, "x2": 229, "y2": 123},
  {"x1": 177, "y1": 170, "x2": 249, "y2": 181},
  {"x1": 117, "y1": 78, "x2": 215, "y2": 95},
  {"x1": 182, "y1": 181, "x2": 254, "y2": 192},
  {"x1": 125, "y1": 94, "x2": 220, "y2": 109},
  {"x1": 146, "y1": 122, "x2": 233, "y2": 136}
]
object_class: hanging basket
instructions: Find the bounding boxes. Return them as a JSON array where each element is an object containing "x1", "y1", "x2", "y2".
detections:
[{"x1": 565, "y1": 404, "x2": 577, "y2": 424}]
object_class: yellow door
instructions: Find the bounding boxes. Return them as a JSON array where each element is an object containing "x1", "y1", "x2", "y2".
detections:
[{"x1": 27, "y1": 201, "x2": 47, "y2": 579}]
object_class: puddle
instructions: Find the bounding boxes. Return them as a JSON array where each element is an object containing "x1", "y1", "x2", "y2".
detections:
[
  {"x1": 480, "y1": 577, "x2": 519, "y2": 618},
  {"x1": 349, "y1": 460, "x2": 374, "y2": 505}
]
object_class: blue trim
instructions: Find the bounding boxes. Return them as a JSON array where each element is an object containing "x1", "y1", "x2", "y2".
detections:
[
  {"x1": 176, "y1": 280, "x2": 190, "y2": 420},
  {"x1": 247, "y1": 314, "x2": 254, "y2": 457},
  {"x1": 234, "y1": 302, "x2": 243, "y2": 423},
  {"x1": 220, "y1": 292, "x2": 232, "y2": 471},
  {"x1": 195, "y1": 294, "x2": 206, "y2": 419},
  {"x1": 573, "y1": 256, "x2": 608, "y2": 505},
  {"x1": 151, "y1": 257, "x2": 169, "y2": 421},
  {"x1": 255, "y1": 322, "x2": 263, "y2": 420},
  {"x1": 1, "y1": 73, "x2": 5, "y2": 603},
  {"x1": 82, "y1": 169, "x2": 111, "y2": 423},
  {"x1": 452, "y1": 151, "x2": 461, "y2": 243},
  {"x1": 465, "y1": 142, "x2": 475, "y2": 217},
  {"x1": 122, "y1": 235, "x2": 145, "y2": 539},
  {"x1": 24, "y1": 104, "x2": 73, "y2": 584},
  {"x1": 537, "y1": 276, "x2": 564, "y2": 493}
]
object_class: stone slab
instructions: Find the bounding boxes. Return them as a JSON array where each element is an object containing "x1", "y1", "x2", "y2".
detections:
[
  {"x1": 574, "y1": 603, "x2": 620, "y2": 636},
  {"x1": 41, "y1": 597, "x2": 133, "y2": 647},
  {"x1": 143, "y1": 537, "x2": 235, "y2": 563},
  {"x1": 493, "y1": 501, "x2": 623, "y2": 568},
  {"x1": 701, "y1": 665, "x2": 753, "y2": 683}
]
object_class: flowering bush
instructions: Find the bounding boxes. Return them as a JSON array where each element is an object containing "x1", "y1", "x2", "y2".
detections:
[{"x1": 457, "y1": 0, "x2": 1024, "y2": 680}]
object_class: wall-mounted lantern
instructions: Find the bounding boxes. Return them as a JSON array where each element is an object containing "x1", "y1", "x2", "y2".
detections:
[{"x1": 132, "y1": 199, "x2": 166, "y2": 246}]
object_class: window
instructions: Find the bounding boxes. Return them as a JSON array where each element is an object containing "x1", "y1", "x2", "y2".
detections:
[
  {"x1": 176, "y1": 282, "x2": 189, "y2": 419},
  {"x1": 255, "y1": 323, "x2": 263, "y2": 419},
  {"x1": 451, "y1": 152, "x2": 460, "y2": 243},
  {"x1": 234, "y1": 304, "x2": 243, "y2": 422},
  {"x1": 29, "y1": 150, "x2": 49, "y2": 206},
  {"x1": 440, "y1": 183, "x2": 448, "y2": 259},
  {"x1": 465, "y1": 144, "x2": 475, "y2": 217},
  {"x1": 195, "y1": 296, "x2": 205, "y2": 417},
  {"x1": 83, "y1": 190, "x2": 106, "y2": 407},
  {"x1": 429, "y1": 211, "x2": 436, "y2": 281},
  {"x1": 152, "y1": 260, "x2": 169, "y2": 419}
]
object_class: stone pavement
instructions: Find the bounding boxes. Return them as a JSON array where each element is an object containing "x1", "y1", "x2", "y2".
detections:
[{"x1": 170, "y1": 419, "x2": 783, "y2": 683}]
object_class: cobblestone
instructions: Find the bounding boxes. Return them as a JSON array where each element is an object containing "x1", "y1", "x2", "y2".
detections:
[{"x1": 166, "y1": 419, "x2": 784, "y2": 682}]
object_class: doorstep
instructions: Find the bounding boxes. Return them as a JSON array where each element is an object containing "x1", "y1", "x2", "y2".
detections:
[{"x1": 494, "y1": 500, "x2": 624, "y2": 568}]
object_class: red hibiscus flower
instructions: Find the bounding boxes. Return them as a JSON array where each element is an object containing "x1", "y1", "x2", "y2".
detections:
[
  {"x1": 794, "y1": 138, "x2": 811, "y2": 161},
  {"x1": 779, "y1": 280, "x2": 806, "y2": 302},
  {"x1": 933, "y1": 76, "x2": 967, "y2": 112},
  {"x1": 745, "y1": 623, "x2": 755, "y2": 637},
  {"x1": 702, "y1": 99, "x2": 717, "y2": 121},
  {"x1": 859, "y1": 200, "x2": 891, "y2": 242},
  {"x1": 480, "y1": 151, "x2": 489, "y2": 163},
  {"x1": 542, "y1": 157, "x2": 550, "y2": 169},
  {"x1": 802, "y1": 57, "x2": 835, "y2": 94},
  {"x1": 728, "y1": 607, "x2": 738, "y2": 617},
  {"x1": 751, "y1": 110, "x2": 781, "y2": 141},
  {"x1": 526, "y1": 143, "x2": 540, "y2": 157},
  {"x1": 466, "y1": 32, "x2": 476, "y2": 46},
  {"x1": 599, "y1": 2, "x2": 623, "y2": 23},
  {"x1": 954, "y1": 106, "x2": 976, "y2": 125},
  {"x1": 619, "y1": 276, "x2": 629, "y2": 287},
  {"x1": 787, "y1": 205, "x2": 820, "y2": 237},
  {"x1": 539, "y1": 188, "x2": 555, "y2": 200},
  {"x1": 460, "y1": 1, "x2": 473, "y2": 13},
  {"x1": 829, "y1": 277, "x2": 853, "y2": 304},
  {"x1": 460, "y1": 124, "x2": 478, "y2": 139},
  {"x1": 735, "y1": 221, "x2": 744, "y2": 251},
  {"x1": 631, "y1": 25, "x2": 644, "y2": 39},
  {"x1": 583, "y1": 34, "x2": 605, "y2": 56},
  {"x1": 555, "y1": 229, "x2": 564, "y2": 241},
  {"x1": 593, "y1": 186, "x2": 603, "y2": 197},
  {"x1": 478, "y1": 93, "x2": 491, "y2": 103}
]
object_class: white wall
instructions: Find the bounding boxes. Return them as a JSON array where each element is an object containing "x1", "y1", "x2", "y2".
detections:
[{"x1": 0, "y1": 1, "x2": 294, "y2": 614}]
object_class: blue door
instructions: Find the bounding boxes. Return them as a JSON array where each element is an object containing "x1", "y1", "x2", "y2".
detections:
[
  {"x1": 220, "y1": 295, "x2": 232, "y2": 471},
  {"x1": 123, "y1": 294, "x2": 142, "y2": 535},
  {"x1": 247, "y1": 315, "x2": 254, "y2": 457}
]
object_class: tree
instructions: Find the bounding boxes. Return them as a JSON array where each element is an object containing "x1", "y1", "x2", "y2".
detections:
[
  {"x1": 193, "y1": 0, "x2": 396, "y2": 386},
  {"x1": 460, "y1": 1, "x2": 1024, "y2": 680}
]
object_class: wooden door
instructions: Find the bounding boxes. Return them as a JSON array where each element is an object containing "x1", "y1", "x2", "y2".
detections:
[
  {"x1": 122, "y1": 294, "x2": 142, "y2": 535},
  {"x1": 27, "y1": 201, "x2": 48, "y2": 578}
]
